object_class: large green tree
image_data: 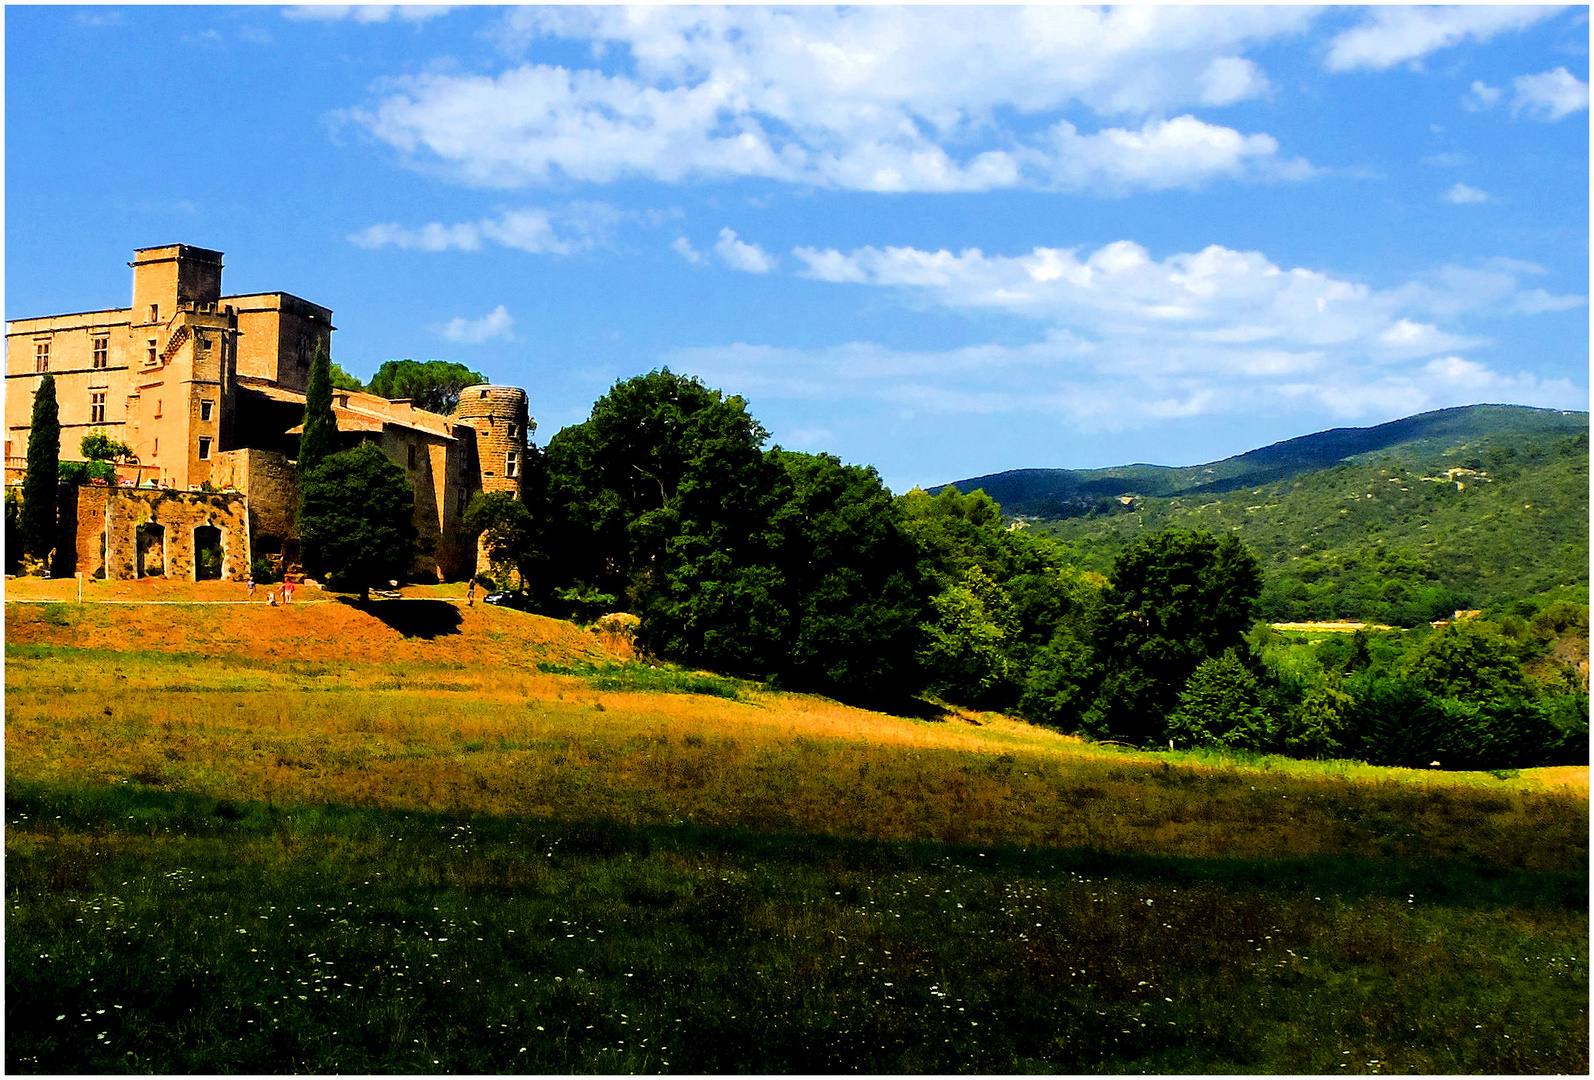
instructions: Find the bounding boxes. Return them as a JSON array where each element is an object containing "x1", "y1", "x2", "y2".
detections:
[
  {"x1": 329, "y1": 362, "x2": 365, "y2": 392},
  {"x1": 764, "y1": 449, "x2": 930, "y2": 700},
  {"x1": 464, "y1": 490, "x2": 541, "y2": 590},
  {"x1": 20, "y1": 374, "x2": 60, "y2": 563},
  {"x1": 297, "y1": 344, "x2": 338, "y2": 481},
  {"x1": 544, "y1": 372, "x2": 930, "y2": 699},
  {"x1": 1085, "y1": 530, "x2": 1264, "y2": 744},
  {"x1": 367, "y1": 360, "x2": 485, "y2": 415},
  {"x1": 899, "y1": 484, "x2": 1101, "y2": 713},
  {"x1": 544, "y1": 369, "x2": 778, "y2": 617},
  {"x1": 1165, "y1": 648, "x2": 1274, "y2": 750},
  {"x1": 298, "y1": 441, "x2": 417, "y2": 600}
]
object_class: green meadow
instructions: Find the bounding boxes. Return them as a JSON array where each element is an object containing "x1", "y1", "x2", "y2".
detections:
[{"x1": 5, "y1": 600, "x2": 1587, "y2": 1073}]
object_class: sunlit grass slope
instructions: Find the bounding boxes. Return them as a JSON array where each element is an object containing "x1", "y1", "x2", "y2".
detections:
[{"x1": 6, "y1": 597, "x2": 1588, "y2": 1073}]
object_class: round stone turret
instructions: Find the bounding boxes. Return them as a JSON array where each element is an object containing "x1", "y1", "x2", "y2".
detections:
[{"x1": 454, "y1": 384, "x2": 530, "y2": 499}]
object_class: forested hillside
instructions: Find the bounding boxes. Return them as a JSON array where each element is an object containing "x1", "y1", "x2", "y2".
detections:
[
  {"x1": 1007, "y1": 415, "x2": 1590, "y2": 625},
  {"x1": 945, "y1": 405, "x2": 1588, "y2": 518}
]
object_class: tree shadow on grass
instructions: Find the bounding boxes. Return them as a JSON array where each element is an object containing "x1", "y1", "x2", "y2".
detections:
[
  {"x1": 12, "y1": 779, "x2": 1584, "y2": 912},
  {"x1": 340, "y1": 597, "x2": 462, "y2": 640}
]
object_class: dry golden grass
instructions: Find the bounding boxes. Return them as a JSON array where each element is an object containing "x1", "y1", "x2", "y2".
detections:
[
  {"x1": 4, "y1": 583, "x2": 608, "y2": 668},
  {"x1": 6, "y1": 637, "x2": 1585, "y2": 869}
]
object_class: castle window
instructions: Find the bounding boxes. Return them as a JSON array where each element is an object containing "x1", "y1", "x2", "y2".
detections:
[
  {"x1": 507, "y1": 422, "x2": 517, "y2": 439},
  {"x1": 480, "y1": 389, "x2": 489, "y2": 399},
  {"x1": 152, "y1": 437, "x2": 159, "y2": 458},
  {"x1": 147, "y1": 339, "x2": 158, "y2": 364},
  {"x1": 407, "y1": 444, "x2": 417, "y2": 468},
  {"x1": 154, "y1": 399, "x2": 162, "y2": 419},
  {"x1": 506, "y1": 451, "x2": 519, "y2": 478},
  {"x1": 198, "y1": 437, "x2": 212, "y2": 460},
  {"x1": 92, "y1": 337, "x2": 109, "y2": 369},
  {"x1": 89, "y1": 392, "x2": 106, "y2": 425},
  {"x1": 149, "y1": 304, "x2": 159, "y2": 323},
  {"x1": 201, "y1": 400, "x2": 214, "y2": 422},
  {"x1": 33, "y1": 340, "x2": 49, "y2": 373}
]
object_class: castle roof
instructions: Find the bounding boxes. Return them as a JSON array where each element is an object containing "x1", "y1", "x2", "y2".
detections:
[{"x1": 241, "y1": 377, "x2": 460, "y2": 441}]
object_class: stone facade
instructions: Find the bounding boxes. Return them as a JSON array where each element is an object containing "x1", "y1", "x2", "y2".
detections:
[{"x1": 7, "y1": 245, "x2": 534, "y2": 583}]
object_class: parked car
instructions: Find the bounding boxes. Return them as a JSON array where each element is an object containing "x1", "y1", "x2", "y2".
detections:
[{"x1": 483, "y1": 591, "x2": 533, "y2": 611}]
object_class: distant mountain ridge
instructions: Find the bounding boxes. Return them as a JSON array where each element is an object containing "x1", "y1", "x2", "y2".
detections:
[{"x1": 936, "y1": 405, "x2": 1590, "y2": 519}]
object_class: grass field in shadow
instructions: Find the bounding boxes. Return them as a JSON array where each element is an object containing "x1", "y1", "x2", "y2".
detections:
[{"x1": 5, "y1": 612, "x2": 1587, "y2": 1073}]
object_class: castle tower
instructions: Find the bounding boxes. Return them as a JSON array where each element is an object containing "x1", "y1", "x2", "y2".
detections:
[
  {"x1": 453, "y1": 385, "x2": 532, "y2": 579},
  {"x1": 454, "y1": 384, "x2": 530, "y2": 498}
]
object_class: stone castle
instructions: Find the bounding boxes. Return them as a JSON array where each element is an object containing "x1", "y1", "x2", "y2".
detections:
[{"x1": 5, "y1": 244, "x2": 530, "y2": 583}]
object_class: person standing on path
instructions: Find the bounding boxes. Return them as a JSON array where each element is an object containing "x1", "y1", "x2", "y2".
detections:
[
  {"x1": 247, "y1": 576, "x2": 256, "y2": 601},
  {"x1": 466, "y1": 578, "x2": 476, "y2": 607},
  {"x1": 283, "y1": 580, "x2": 295, "y2": 604}
]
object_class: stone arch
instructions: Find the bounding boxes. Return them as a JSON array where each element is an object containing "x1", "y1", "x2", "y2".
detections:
[
  {"x1": 136, "y1": 521, "x2": 166, "y2": 578},
  {"x1": 193, "y1": 524, "x2": 224, "y2": 581}
]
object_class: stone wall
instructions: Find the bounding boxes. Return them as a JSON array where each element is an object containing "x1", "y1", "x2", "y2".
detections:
[
  {"x1": 211, "y1": 447, "x2": 297, "y2": 557},
  {"x1": 66, "y1": 485, "x2": 112, "y2": 578},
  {"x1": 95, "y1": 488, "x2": 251, "y2": 581}
]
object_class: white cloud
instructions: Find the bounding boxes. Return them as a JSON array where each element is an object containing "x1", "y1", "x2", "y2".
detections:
[
  {"x1": 1324, "y1": 7, "x2": 1560, "y2": 72},
  {"x1": 672, "y1": 237, "x2": 707, "y2": 265},
  {"x1": 283, "y1": 6, "x2": 451, "y2": 24},
  {"x1": 349, "y1": 220, "x2": 482, "y2": 251},
  {"x1": 1512, "y1": 67, "x2": 1591, "y2": 121},
  {"x1": 348, "y1": 203, "x2": 621, "y2": 255},
  {"x1": 1461, "y1": 80, "x2": 1503, "y2": 111},
  {"x1": 1443, "y1": 182, "x2": 1489, "y2": 205},
  {"x1": 351, "y1": 6, "x2": 1319, "y2": 194},
  {"x1": 713, "y1": 229, "x2": 777, "y2": 274},
  {"x1": 1422, "y1": 152, "x2": 1469, "y2": 167},
  {"x1": 439, "y1": 305, "x2": 513, "y2": 344},
  {"x1": 672, "y1": 237, "x2": 1586, "y2": 431}
]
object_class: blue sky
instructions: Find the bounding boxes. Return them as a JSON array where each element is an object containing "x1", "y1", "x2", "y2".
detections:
[{"x1": 7, "y1": 5, "x2": 1589, "y2": 491}]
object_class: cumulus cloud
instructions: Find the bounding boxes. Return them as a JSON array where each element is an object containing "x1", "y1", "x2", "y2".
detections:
[
  {"x1": 1461, "y1": 80, "x2": 1503, "y2": 112},
  {"x1": 349, "y1": 6, "x2": 1319, "y2": 194},
  {"x1": 667, "y1": 237, "x2": 1586, "y2": 433},
  {"x1": 1443, "y1": 183, "x2": 1489, "y2": 205},
  {"x1": 283, "y1": 6, "x2": 451, "y2": 24},
  {"x1": 348, "y1": 203, "x2": 622, "y2": 255},
  {"x1": 1512, "y1": 67, "x2": 1591, "y2": 121},
  {"x1": 439, "y1": 305, "x2": 513, "y2": 344},
  {"x1": 1324, "y1": 6, "x2": 1560, "y2": 72},
  {"x1": 713, "y1": 229, "x2": 777, "y2": 274}
]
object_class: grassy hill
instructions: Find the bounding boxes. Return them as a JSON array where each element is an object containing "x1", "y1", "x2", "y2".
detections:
[
  {"x1": 937, "y1": 406, "x2": 1589, "y2": 624},
  {"x1": 5, "y1": 594, "x2": 1588, "y2": 1072}
]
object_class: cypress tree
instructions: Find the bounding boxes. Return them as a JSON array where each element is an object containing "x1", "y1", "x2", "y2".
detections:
[
  {"x1": 298, "y1": 344, "x2": 338, "y2": 481},
  {"x1": 20, "y1": 374, "x2": 60, "y2": 563}
]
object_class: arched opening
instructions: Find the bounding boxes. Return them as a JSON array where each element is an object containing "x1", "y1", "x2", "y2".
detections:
[
  {"x1": 194, "y1": 525, "x2": 223, "y2": 581},
  {"x1": 136, "y1": 522, "x2": 166, "y2": 578}
]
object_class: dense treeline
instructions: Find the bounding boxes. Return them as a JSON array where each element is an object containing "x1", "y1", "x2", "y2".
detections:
[{"x1": 473, "y1": 370, "x2": 1586, "y2": 770}]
